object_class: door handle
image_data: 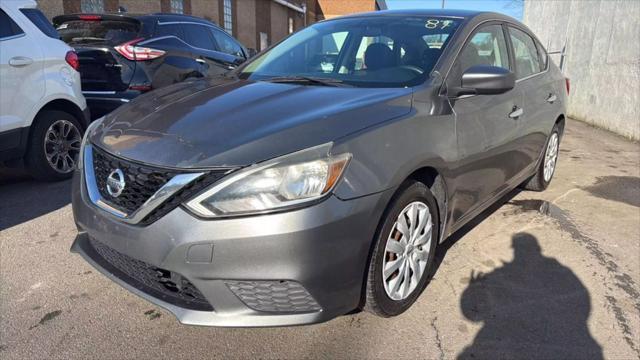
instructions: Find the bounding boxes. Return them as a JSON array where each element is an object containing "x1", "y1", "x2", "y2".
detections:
[
  {"x1": 195, "y1": 58, "x2": 206, "y2": 64},
  {"x1": 546, "y1": 93, "x2": 557, "y2": 103},
  {"x1": 509, "y1": 106, "x2": 523, "y2": 119},
  {"x1": 9, "y1": 56, "x2": 33, "y2": 67}
]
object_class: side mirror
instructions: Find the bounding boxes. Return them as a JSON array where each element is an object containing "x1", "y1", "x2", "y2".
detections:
[
  {"x1": 456, "y1": 65, "x2": 515, "y2": 96},
  {"x1": 246, "y1": 48, "x2": 258, "y2": 58}
]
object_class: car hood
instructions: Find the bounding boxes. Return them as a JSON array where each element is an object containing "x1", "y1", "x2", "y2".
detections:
[{"x1": 90, "y1": 77, "x2": 413, "y2": 168}]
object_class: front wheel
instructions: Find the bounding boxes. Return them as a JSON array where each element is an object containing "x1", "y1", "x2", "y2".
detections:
[
  {"x1": 364, "y1": 180, "x2": 439, "y2": 317},
  {"x1": 522, "y1": 124, "x2": 561, "y2": 191}
]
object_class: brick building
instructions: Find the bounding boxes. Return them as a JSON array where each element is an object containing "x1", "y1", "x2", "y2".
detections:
[{"x1": 37, "y1": 0, "x2": 385, "y2": 50}]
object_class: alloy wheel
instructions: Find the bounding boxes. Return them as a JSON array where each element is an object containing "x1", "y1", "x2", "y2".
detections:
[
  {"x1": 543, "y1": 132, "x2": 559, "y2": 182},
  {"x1": 44, "y1": 119, "x2": 82, "y2": 174},
  {"x1": 382, "y1": 201, "x2": 433, "y2": 301}
]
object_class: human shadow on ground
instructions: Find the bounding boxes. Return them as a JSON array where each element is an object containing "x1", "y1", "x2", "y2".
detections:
[{"x1": 457, "y1": 232, "x2": 603, "y2": 359}]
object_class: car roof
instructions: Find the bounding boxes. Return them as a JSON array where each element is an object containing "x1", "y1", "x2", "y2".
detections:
[{"x1": 335, "y1": 9, "x2": 518, "y2": 23}]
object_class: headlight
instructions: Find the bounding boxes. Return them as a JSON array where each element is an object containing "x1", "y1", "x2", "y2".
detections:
[
  {"x1": 77, "y1": 117, "x2": 103, "y2": 170},
  {"x1": 184, "y1": 143, "x2": 351, "y2": 218}
]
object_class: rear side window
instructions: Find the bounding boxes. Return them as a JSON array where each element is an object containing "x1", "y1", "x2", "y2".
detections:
[
  {"x1": 56, "y1": 19, "x2": 140, "y2": 45},
  {"x1": 183, "y1": 24, "x2": 216, "y2": 50},
  {"x1": 508, "y1": 27, "x2": 541, "y2": 79},
  {"x1": 20, "y1": 8, "x2": 58, "y2": 39},
  {"x1": 537, "y1": 41, "x2": 548, "y2": 71},
  {"x1": 155, "y1": 23, "x2": 184, "y2": 40},
  {"x1": 0, "y1": 9, "x2": 24, "y2": 39},
  {"x1": 211, "y1": 28, "x2": 244, "y2": 58}
]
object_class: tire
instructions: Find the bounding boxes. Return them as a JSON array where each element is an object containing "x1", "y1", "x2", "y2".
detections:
[
  {"x1": 522, "y1": 124, "x2": 561, "y2": 191},
  {"x1": 25, "y1": 110, "x2": 84, "y2": 181},
  {"x1": 364, "y1": 180, "x2": 440, "y2": 317}
]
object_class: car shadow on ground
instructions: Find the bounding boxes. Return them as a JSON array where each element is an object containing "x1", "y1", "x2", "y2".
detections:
[
  {"x1": 0, "y1": 167, "x2": 72, "y2": 231},
  {"x1": 430, "y1": 190, "x2": 602, "y2": 359}
]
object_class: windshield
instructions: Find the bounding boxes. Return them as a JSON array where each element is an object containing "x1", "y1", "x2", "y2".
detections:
[
  {"x1": 56, "y1": 20, "x2": 140, "y2": 45},
  {"x1": 239, "y1": 16, "x2": 462, "y2": 88}
]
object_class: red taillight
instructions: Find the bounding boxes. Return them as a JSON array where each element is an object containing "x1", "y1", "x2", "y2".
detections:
[
  {"x1": 565, "y1": 78, "x2": 570, "y2": 95},
  {"x1": 78, "y1": 14, "x2": 101, "y2": 21},
  {"x1": 128, "y1": 84, "x2": 152, "y2": 92},
  {"x1": 65, "y1": 51, "x2": 79, "y2": 71},
  {"x1": 114, "y1": 38, "x2": 166, "y2": 61}
]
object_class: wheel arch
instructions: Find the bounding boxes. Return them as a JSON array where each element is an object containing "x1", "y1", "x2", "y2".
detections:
[
  {"x1": 555, "y1": 114, "x2": 566, "y2": 138},
  {"x1": 406, "y1": 166, "x2": 448, "y2": 243}
]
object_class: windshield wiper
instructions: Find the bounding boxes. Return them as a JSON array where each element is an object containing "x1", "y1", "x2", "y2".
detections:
[{"x1": 264, "y1": 76, "x2": 352, "y2": 87}]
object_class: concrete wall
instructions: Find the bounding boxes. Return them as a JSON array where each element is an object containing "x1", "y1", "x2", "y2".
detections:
[{"x1": 524, "y1": 0, "x2": 640, "y2": 140}]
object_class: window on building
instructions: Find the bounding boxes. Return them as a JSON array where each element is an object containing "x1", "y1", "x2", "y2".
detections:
[
  {"x1": 508, "y1": 26, "x2": 542, "y2": 79},
  {"x1": 288, "y1": 17, "x2": 294, "y2": 34},
  {"x1": 259, "y1": 32, "x2": 268, "y2": 51},
  {"x1": 223, "y1": 0, "x2": 233, "y2": 34},
  {"x1": 81, "y1": 0, "x2": 104, "y2": 13},
  {"x1": 170, "y1": 0, "x2": 184, "y2": 14}
]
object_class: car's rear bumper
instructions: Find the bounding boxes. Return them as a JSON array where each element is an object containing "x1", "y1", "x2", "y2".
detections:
[{"x1": 71, "y1": 169, "x2": 391, "y2": 327}]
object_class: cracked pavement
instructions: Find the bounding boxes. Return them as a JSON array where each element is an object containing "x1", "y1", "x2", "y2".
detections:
[{"x1": 1, "y1": 119, "x2": 639, "y2": 359}]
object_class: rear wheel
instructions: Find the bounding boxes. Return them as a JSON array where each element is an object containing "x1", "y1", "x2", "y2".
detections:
[
  {"x1": 522, "y1": 124, "x2": 561, "y2": 191},
  {"x1": 25, "y1": 110, "x2": 83, "y2": 181},
  {"x1": 364, "y1": 180, "x2": 439, "y2": 317}
]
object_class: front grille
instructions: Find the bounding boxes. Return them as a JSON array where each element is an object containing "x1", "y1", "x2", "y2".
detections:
[
  {"x1": 139, "y1": 169, "x2": 231, "y2": 226},
  {"x1": 89, "y1": 238, "x2": 213, "y2": 311},
  {"x1": 93, "y1": 147, "x2": 178, "y2": 214},
  {"x1": 226, "y1": 280, "x2": 321, "y2": 313}
]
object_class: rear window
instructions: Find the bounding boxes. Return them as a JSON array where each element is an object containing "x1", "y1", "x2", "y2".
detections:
[
  {"x1": 56, "y1": 19, "x2": 140, "y2": 45},
  {"x1": 20, "y1": 9, "x2": 59, "y2": 39}
]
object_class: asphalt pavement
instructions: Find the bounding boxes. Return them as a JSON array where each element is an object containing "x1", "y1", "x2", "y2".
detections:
[{"x1": 1, "y1": 119, "x2": 639, "y2": 359}]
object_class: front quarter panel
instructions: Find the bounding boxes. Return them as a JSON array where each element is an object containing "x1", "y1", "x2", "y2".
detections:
[{"x1": 333, "y1": 91, "x2": 456, "y2": 200}]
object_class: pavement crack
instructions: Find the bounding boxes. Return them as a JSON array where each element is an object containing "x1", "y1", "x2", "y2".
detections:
[{"x1": 431, "y1": 316, "x2": 445, "y2": 360}]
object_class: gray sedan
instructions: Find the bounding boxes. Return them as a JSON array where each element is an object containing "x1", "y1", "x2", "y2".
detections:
[{"x1": 71, "y1": 9, "x2": 567, "y2": 327}]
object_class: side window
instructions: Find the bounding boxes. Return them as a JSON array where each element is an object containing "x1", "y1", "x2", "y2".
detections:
[
  {"x1": 457, "y1": 24, "x2": 509, "y2": 74},
  {"x1": 536, "y1": 40, "x2": 548, "y2": 71},
  {"x1": 155, "y1": 23, "x2": 184, "y2": 41},
  {"x1": 508, "y1": 27, "x2": 541, "y2": 79},
  {"x1": 0, "y1": 9, "x2": 24, "y2": 39},
  {"x1": 211, "y1": 29, "x2": 244, "y2": 58},
  {"x1": 183, "y1": 24, "x2": 216, "y2": 50}
]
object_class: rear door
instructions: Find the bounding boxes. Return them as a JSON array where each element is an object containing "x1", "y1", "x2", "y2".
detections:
[
  {"x1": 54, "y1": 15, "x2": 142, "y2": 92},
  {"x1": 448, "y1": 23, "x2": 522, "y2": 223},
  {"x1": 147, "y1": 22, "x2": 201, "y2": 88},
  {"x1": 507, "y1": 25, "x2": 556, "y2": 166},
  {"x1": 0, "y1": 7, "x2": 44, "y2": 132},
  {"x1": 182, "y1": 23, "x2": 238, "y2": 77}
]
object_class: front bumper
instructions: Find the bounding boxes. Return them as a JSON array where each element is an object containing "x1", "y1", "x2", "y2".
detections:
[{"x1": 71, "y1": 170, "x2": 391, "y2": 327}]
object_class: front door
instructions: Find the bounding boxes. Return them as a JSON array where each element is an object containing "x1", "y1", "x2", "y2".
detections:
[{"x1": 448, "y1": 23, "x2": 522, "y2": 223}]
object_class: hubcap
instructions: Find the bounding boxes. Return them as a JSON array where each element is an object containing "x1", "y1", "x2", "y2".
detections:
[
  {"x1": 44, "y1": 120, "x2": 81, "y2": 174},
  {"x1": 543, "y1": 132, "x2": 559, "y2": 182},
  {"x1": 382, "y1": 201, "x2": 433, "y2": 301}
]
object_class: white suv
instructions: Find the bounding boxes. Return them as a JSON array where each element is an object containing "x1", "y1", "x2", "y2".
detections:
[{"x1": 0, "y1": 0, "x2": 89, "y2": 181}]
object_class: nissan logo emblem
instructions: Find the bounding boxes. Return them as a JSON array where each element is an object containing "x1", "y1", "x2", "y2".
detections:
[{"x1": 106, "y1": 169, "x2": 125, "y2": 198}]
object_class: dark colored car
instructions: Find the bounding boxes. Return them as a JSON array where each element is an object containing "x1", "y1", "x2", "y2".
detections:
[
  {"x1": 71, "y1": 10, "x2": 568, "y2": 327},
  {"x1": 53, "y1": 13, "x2": 249, "y2": 119}
]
